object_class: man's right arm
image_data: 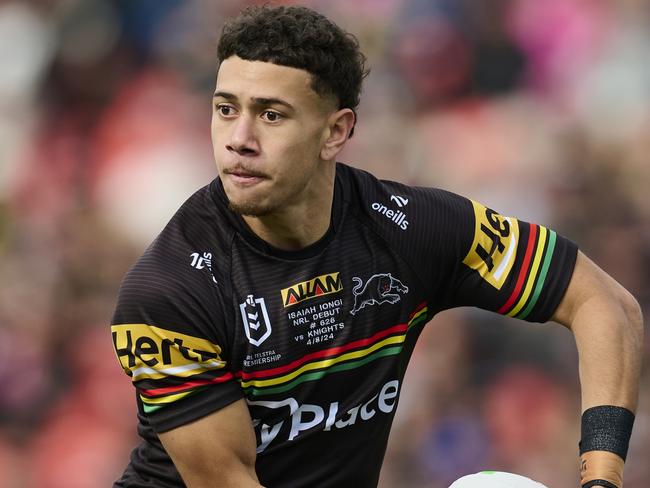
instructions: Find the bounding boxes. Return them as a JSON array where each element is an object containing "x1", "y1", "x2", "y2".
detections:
[
  {"x1": 111, "y1": 240, "x2": 257, "y2": 485},
  {"x1": 158, "y1": 398, "x2": 264, "y2": 488}
]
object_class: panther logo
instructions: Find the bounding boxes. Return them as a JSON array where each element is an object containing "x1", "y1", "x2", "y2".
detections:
[{"x1": 350, "y1": 273, "x2": 409, "y2": 316}]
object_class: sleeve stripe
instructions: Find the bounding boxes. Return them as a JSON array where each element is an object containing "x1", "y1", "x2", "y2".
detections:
[
  {"x1": 139, "y1": 372, "x2": 236, "y2": 413},
  {"x1": 497, "y1": 223, "x2": 538, "y2": 314},
  {"x1": 506, "y1": 226, "x2": 548, "y2": 317},
  {"x1": 516, "y1": 230, "x2": 557, "y2": 320},
  {"x1": 141, "y1": 389, "x2": 197, "y2": 405},
  {"x1": 142, "y1": 403, "x2": 163, "y2": 414},
  {"x1": 140, "y1": 372, "x2": 234, "y2": 397},
  {"x1": 130, "y1": 360, "x2": 226, "y2": 382},
  {"x1": 492, "y1": 218, "x2": 518, "y2": 281}
]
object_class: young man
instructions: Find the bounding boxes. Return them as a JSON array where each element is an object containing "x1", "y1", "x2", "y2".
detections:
[{"x1": 110, "y1": 6, "x2": 643, "y2": 488}]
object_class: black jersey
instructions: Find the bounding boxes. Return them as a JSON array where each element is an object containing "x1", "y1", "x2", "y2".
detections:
[{"x1": 111, "y1": 163, "x2": 577, "y2": 487}]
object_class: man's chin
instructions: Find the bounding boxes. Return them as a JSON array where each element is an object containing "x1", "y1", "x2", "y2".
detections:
[
  {"x1": 223, "y1": 184, "x2": 272, "y2": 216},
  {"x1": 228, "y1": 200, "x2": 274, "y2": 217}
]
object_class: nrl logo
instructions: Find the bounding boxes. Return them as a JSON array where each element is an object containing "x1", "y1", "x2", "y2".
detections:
[
  {"x1": 350, "y1": 273, "x2": 409, "y2": 316},
  {"x1": 240, "y1": 295, "x2": 272, "y2": 347}
]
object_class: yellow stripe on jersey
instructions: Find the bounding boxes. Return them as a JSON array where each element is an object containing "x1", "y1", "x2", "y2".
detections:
[
  {"x1": 506, "y1": 226, "x2": 548, "y2": 317},
  {"x1": 240, "y1": 334, "x2": 407, "y2": 389},
  {"x1": 140, "y1": 389, "x2": 195, "y2": 405}
]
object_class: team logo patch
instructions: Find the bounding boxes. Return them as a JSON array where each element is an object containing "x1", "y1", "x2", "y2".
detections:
[
  {"x1": 240, "y1": 294, "x2": 273, "y2": 347},
  {"x1": 350, "y1": 273, "x2": 409, "y2": 316},
  {"x1": 462, "y1": 200, "x2": 519, "y2": 290},
  {"x1": 280, "y1": 272, "x2": 343, "y2": 307}
]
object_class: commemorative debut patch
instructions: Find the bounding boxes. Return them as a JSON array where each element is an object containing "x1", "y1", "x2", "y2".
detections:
[{"x1": 462, "y1": 200, "x2": 519, "y2": 290}]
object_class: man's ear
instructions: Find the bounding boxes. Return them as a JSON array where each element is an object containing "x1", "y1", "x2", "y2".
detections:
[{"x1": 320, "y1": 108, "x2": 356, "y2": 161}]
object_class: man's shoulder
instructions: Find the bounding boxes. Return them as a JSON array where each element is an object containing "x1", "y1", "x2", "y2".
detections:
[
  {"x1": 144, "y1": 179, "x2": 233, "y2": 261},
  {"x1": 118, "y1": 180, "x2": 231, "y2": 300},
  {"x1": 166, "y1": 178, "x2": 231, "y2": 235},
  {"x1": 338, "y1": 162, "x2": 472, "y2": 231}
]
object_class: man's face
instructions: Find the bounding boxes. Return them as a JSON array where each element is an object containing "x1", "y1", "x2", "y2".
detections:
[{"x1": 212, "y1": 56, "x2": 335, "y2": 216}]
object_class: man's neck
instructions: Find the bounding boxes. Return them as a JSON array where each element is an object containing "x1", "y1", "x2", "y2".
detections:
[{"x1": 242, "y1": 166, "x2": 336, "y2": 251}]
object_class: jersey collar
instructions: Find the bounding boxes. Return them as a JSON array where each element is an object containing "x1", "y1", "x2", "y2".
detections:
[{"x1": 211, "y1": 163, "x2": 348, "y2": 260}]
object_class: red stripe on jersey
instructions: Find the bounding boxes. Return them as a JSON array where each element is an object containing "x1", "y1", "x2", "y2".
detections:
[
  {"x1": 497, "y1": 223, "x2": 538, "y2": 314},
  {"x1": 236, "y1": 322, "x2": 409, "y2": 381},
  {"x1": 140, "y1": 372, "x2": 234, "y2": 397},
  {"x1": 409, "y1": 301, "x2": 427, "y2": 320}
]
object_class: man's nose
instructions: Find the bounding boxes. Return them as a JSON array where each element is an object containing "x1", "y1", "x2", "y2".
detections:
[{"x1": 226, "y1": 116, "x2": 259, "y2": 155}]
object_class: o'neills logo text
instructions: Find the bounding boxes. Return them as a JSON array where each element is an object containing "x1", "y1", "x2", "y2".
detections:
[
  {"x1": 371, "y1": 203, "x2": 409, "y2": 230},
  {"x1": 281, "y1": 272, "x2": 343, "y2": 307}
]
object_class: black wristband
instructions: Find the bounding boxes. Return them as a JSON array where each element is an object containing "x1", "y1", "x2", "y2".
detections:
[
  {"x1": 579, "y1": 405, "x2": 635, "y2": 461},
  {"x1": 581, "y1": 480, "x2": 619, "y2": 488}
]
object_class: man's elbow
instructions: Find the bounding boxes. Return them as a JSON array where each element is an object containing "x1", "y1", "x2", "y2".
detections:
[
  {"x1": 180, "y1": 458, "x2": 261, "y2": 488},
  {"x1": 618, "y1": 287, "x2": 644, "y2": 347}
]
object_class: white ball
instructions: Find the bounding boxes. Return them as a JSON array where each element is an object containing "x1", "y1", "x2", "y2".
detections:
[{"x1": 448, "y1": 471, "x2": 548, "y2": 488}]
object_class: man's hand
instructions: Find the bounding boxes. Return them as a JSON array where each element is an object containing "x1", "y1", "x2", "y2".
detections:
[
  {"x1": 552, "y1": 251, "x2": 644, "y2": 488},
  {"x1": 580, "y1": 450, "x2": 624, "y2": 487}
]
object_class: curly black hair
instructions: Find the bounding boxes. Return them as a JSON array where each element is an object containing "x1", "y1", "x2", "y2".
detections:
[{"x1": 217, "y1": 5, "x2": 369, "y2": 137}]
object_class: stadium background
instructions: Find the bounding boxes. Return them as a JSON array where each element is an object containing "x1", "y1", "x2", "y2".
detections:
[{"x1": 0, "y1": 0, "x2": 648, "y2": 486}]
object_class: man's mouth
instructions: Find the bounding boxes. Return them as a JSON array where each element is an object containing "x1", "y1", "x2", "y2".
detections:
[{"x1": 224, "y1": 166, "x2": 268, "y2": 186}]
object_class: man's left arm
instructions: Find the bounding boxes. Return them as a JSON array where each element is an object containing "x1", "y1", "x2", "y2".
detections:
[{"x1": 551, "y1": 251, "x2": 644, "y2": 488}]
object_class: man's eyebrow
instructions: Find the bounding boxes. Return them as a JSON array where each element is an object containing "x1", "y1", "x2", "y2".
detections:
[
  {"x1": 253, "y1": 97, "x2": 295, "y2": 111},
  {"x1": 213, "y1": 90, "x2": 236, "y2": 100},
  {"x1": 213, "y1": 91, "x2": 295, "y2": 111}
]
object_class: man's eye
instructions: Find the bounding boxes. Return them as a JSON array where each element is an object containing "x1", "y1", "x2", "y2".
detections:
[
  {"x1": 262, "y1": 111, "x2": 282, "y2": 122},
  {"x1": 217, "y1": 105, "x2": 234, "y2": 116}
]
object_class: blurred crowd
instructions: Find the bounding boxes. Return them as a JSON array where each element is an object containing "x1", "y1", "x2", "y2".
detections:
[{"x1": 0, "y1": 0, "x2": 648, "y2": 487}]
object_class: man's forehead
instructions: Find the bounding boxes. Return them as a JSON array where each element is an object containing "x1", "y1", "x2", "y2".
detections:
[
  {"x1": 217, "y1": 56, "x2": 313, "y2": 98},
  {"x1": 215, "y1": 56, "x2": 335, "y2": 110}
]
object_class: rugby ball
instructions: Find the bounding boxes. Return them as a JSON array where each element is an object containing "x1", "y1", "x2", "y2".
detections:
[{"x1": 449, "y1": 471, "x2": 548, "y2": 488}]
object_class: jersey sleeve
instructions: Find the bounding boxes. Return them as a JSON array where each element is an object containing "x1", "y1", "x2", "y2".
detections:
[
  {"x1": 437, "y1": 195, "x2": 578, "y2": 322},
  {"x1": 110, "y1": 249, "x2": 243, "y2": 433}
]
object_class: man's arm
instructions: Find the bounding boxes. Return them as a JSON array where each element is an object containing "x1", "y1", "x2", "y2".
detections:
[
  {"x1": 552, "y1": 251, "x2": 644, "y2": 487},
  {"x1": 158, "y1": 398, "x2": 264, "y2": 488}
]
